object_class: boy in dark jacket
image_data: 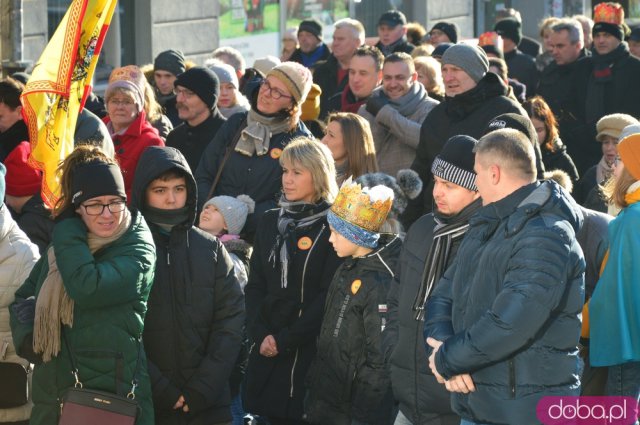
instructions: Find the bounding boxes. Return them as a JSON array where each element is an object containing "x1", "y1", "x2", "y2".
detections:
[
  {"x1": 305, "y1": 180, "x2": 401, "y2": 425},
  {"x1": 132, "y1": 146, "x2": 245, "y2": 425}
]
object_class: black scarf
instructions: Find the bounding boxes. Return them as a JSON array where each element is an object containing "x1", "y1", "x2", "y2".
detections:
[
  {"x1": 412, "y1": 198, "x2": 482, "y2": 320},
  {"x1": 143, "y1": 205, "x2": 190, "y2": 232},
  {"x1": 268, "y1": 197, "x2": 330, "y2": 288},
  {"x1": 585, "y1": 42, "x2": 629, "y2": 124}
]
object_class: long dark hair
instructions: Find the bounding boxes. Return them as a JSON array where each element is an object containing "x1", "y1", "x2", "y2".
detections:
[{"x1": 523, "y1": 96, "x2": 559, "y2": 152}]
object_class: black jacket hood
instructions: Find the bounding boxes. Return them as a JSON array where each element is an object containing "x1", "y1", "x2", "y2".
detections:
[{"x1": 131, "y1": 146, "x2": 198, "y2": 228}]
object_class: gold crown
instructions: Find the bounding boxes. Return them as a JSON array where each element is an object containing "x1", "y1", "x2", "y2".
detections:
[
  {"x1": 330, "y1": 181, "x2": 393, "y2": 232},
  {"x1": 478, "y1": 31, "x2": 503, "y2": 49},
  {"x1": 594, "y1": 2, "x2": 624, "y2": 25}
]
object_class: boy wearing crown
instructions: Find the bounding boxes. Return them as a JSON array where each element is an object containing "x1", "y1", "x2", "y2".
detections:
[{"x1": 304, "y1": 181, "x2": 401, "y2": 425}]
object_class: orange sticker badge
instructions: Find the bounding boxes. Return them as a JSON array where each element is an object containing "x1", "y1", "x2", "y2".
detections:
[
  {"x1": 297, "y1": 236, "x2": 313, "y2": 250},
  {"x1": 351, "y1": 279, "x2": 362, "y2": 295},
  {"x1": 270, "y1": 148, "x2": 283, "y2": 159}
]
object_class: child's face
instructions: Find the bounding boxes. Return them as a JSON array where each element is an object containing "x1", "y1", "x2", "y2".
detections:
[
  {"x1": 199, "y1": 205, "x2": 227, "y2": 235},
  {"x1": 329, "y1": 226, "x2": 361, "y2": 258},
  {"x1": 145, "y1": 176, "x2": 187, "y2": 210}
]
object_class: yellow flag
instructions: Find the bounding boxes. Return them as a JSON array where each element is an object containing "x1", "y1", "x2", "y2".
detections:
[{"x1": 21, "y1": 0, "x2": 117, "y2": 208}]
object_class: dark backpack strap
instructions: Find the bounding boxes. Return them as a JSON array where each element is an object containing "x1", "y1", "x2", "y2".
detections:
[{"x1": 205, "y1": 117, "x2": 248, "y2": 203}]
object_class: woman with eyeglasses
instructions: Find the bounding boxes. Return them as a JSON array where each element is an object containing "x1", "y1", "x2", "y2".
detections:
[
  {"x1": 196, "y1": 62, "x2": 314, "y2": 241},
  {"x1": 103, "y1": 65, "x2": 164, "y2": 201},
  {"x1": 9, "y1": 145, "x2": 156, "y2": 425}
]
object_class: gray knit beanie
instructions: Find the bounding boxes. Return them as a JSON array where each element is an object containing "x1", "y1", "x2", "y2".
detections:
[
  {"x1": 204, "y1": 195, "x2": 255, "y2": 235},
  {"x1": 441, "y1": 44, "x2": 489, "y2": 83}
]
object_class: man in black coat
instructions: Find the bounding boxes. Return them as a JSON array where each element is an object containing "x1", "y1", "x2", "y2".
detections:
[
  {"x1": 404, "y1": 44, "x2": 524, "y2": 226},
  {"x1": 152, "y1": 49, "x2": 186, "y2": 127},
  {"x1": 289, "y1": 18, "x2": 331, "y2": 68},
  {"x1": 132, "y1": 146, "x2": 245, "y2": 425},
  {"x1": 385, "y1": 135, "x2": 481, "y2": 425},
  {"x1": 166, "y1": 67, "x2": 227, "y2": 174},
  {"x1": 375, "y1": 10, "x2": 415, "y2": 57},
  {"x1": 494, "y1": 18, "x2": 539, "y2": 96}
]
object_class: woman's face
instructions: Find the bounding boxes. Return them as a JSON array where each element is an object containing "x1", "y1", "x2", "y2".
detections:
[
  {"x1": 321, "y1": 121, "x2": 347, "y2": 163},
  {"x1": 257, "y1": 77, "x2": 293, "y2": 115},
  {"x1": 543, "y1": 28, "x2": 554, "y2": 52},
  {"x1": 281, "y1": 159, "x2": 316, "y2": 203},
  {"x1": 218, "y1": 82, "x2": 237, "y2": 108},
  {"x1": 416, "y1": 68, "x2": 431, "y2": 90},
  {"x1": 531, "y1": 117, "x2": 547, "y2": 145},
  {"x1": 76, "y1": 195, "x2": 126, "y2": 238},
  {"x1": 613, "y1": 158, "x2": 625, "y2": 179},
  {"x1": 601, "y1": 135, "x2": 619, "y2": 165},
  {"x1": 199, "y1": 204, "x2": 226, "y2": 235},
  {"x1": 106, "y1": 92, "x2": 138, "y2": 131}
]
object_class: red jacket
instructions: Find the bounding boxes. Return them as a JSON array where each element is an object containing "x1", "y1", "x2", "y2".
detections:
[{"x1": 103, "y1": 111, "x2": 164, "y2": 201}]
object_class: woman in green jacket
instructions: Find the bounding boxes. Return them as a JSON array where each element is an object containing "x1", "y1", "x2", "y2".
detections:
[{"x1": 9, "y1": 146, "x2": 156, "y2": 425}]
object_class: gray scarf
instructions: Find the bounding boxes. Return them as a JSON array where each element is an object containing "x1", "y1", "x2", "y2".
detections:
[
  {"x1": 235, "y1": 108, "x2": 293, "y2": 156},
  {"x1": 374, "y1": 82, "x2": 429, "y2": 117}
]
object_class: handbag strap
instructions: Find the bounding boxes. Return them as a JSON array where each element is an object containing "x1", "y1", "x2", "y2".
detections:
[
  {"x1": 205, "y1": 116, "x2": 248, "y2": 203},
  {"x1": 62, "y1": 328, "x2": 142, "y2": 400}
]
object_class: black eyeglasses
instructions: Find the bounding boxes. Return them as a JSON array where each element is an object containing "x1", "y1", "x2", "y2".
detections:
[
  {"x1": 260, "y1": 80, "x2": 292, "y2": 100},
  {"x1": 81, "y1": 201, "x2": 126, "y2": 216}
]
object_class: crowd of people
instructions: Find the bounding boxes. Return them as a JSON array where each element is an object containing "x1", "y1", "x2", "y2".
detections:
[{"x1": 1, "y1": 2, "x2": 640, "y2": 425}]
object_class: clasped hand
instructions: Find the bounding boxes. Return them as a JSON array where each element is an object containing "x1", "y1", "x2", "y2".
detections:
[{"x1": 426, "y1": 337, "x2": 476, "y2": 394}]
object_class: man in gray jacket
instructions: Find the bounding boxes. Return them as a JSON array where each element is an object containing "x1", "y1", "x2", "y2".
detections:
[
  {"x1": 359, "y1": 52, "x2": 438, "y2": 176},
  {"x1": 384, "y1": 135, "x2": 481, "y2": 425}
]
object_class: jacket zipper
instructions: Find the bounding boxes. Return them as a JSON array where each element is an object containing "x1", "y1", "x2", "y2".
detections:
[
  {"x1": 289, "y1": 224, "x2": 325, "y2": 398},
  {"x1": 509, "y1": 359, "x2": 516, "y2": 398}
]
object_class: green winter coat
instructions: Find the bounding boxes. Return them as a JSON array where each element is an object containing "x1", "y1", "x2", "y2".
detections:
[{"x1": 9, "y1": 210, "x2": 156, "y2": 425}]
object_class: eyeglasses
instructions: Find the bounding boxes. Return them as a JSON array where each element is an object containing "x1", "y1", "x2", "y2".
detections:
[
  {"x1": 260, "y1": 80, "x2": 292, "y2": 100},
  {"x1": 81, "y1": 201, "x2": 126, "y2": 216},
  {"x1": 174, "y1": 87, "x2": 196, "y2": 98},
  {"x1": 108, "y1": 98, "x2": 135, "y2": 107}
]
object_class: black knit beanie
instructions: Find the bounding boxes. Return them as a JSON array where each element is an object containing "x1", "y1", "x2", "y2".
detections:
[
  {"x1": 174, "y1": 66, "x2": 220, "y2": 109},
  {"x1": 431, "y1": 135, "x2": 478, "y2": 191},
  {"x1": 298, "y1": 19, "x2": 323, "y2": 40},
  {"x1": 154, "y1": 49, "x2": 186, "y2": 76},
  {"x1": 71, "y1": 162, "x2": 126, "y2": 207},
  {"x1": 484, "y1": 113, "x2": 538, "y2": 146},
  {"x1": 592, "y1": 21, "x2": 624, "y2": 41},
  {"x1": 494, "y1": 18, "x2": 522, "y2": 46},
  {"x1": 431, "y1": 22, "x2": 459, "y2": 44}
]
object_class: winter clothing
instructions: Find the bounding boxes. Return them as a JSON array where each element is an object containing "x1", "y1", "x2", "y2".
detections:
[
  {"x1": 359, "y1": 84, "x2": 438, "y2": 176},
  {"x1": 267, "y1": 62, "x2": 313, "y2": 105},
  {"x1": 9, "y1": 210, "x2": 156, "y2": 425},
  {"x1": 378, "y1": 10, "x2": 407, "y2": 27},
  {"x1": 597, "y1": 115, "x2": 640, "y2": 142},
  {"x1": 576, "y1": 205, "x2": 611, "y2": 300},
  {"x1": 431, "y1": 43, "x2": 453, "y2": 60},
  {"x1": 431, "y1": 135, "x2": 478, "y2": 191},
  {"x1": 174, "y1": 67, "x2": 220, "y2": 110},
  {"x1": 326, "y1": 85, "x2": 368, "y2": 115},
  {"x1": 298, "y1": 19, "x2": 323, "y2": 40},
  {"x1": 16, "y1": 193, "x2": 54, "y2": 255},
  {"x1": 424, "y1": 181, "x2": 585, "y2": 424},
  {"x1": 289, "y1": 44, "x2": 331, "y2": 69},
  {"x1": 385, "y1": 200, "x2": 482, "y2": 425},
  {"x1": 74, "y1": 108, "x2": 115, "y2": 158},
  {"x1": 106, "y1": 65, "x2": 147, "y2": 110},
  {"x1": 204, "y1": 195, "x2": 256, "y2": 235},
  {"x1": 504, "y1": 49, "x2": 539, "y2": 97},
  {"x1": 618, "y1": 133, "x2": 640, "y2": 180},
  {"x1": 166, "y1": 108, "x2": 227, "y2": 173},
  {"x1": 313, "y1": 55, "x2": 350, "y2": 119},
  {"x1": 375, "y1": 37, "x2": 415, "y2": 57},
  {"x1": 494, "y1": 18, "x2": 522, "y2": 46},
  {"x1": 195, "y1": 111, "x2": 312, "y2": 239},
  {"x1": 156, "y1": 92, "x2": 181, "y2": 128},
  {"x1": 132, "y1": 146, "x2": 245, "y2": 425},
  {"x1": 355, "y1": 170, "x2": 423, "y2": 219},
  {"x1": 0, "y1": 119, "x2": 28, "y2": 163},
  {"x1": 430, "y1": 22, "x2": 459, "y2": 44},
  {"x1": 154, "y1": 49, "x2": 186, "y2": 77},
  {"x1": 210, "y1": 62, "x2": 240, "y2": 89},
  {"x1": 0, "y1": 205, "x2": 39, "y2": 424},
  {"x1": 4, "y1": 142, "x2": 41, "y2": 197},
  {"x1": 243, "y1": 205, "x2": 342, "y2": 420},
  {"x1": 305, "y1": 235, "x2": 402, "y2": 425},
  {"x1": 519, "y1": 36, "x2": 543, "y2": 60},
  {"x1": 442, "y1": 44, "x2": 489, "y2": 84},
  {"x1": 592, "y1": 2, "x2": 625, "y2": 41},
  {"x1": 541, "y1": 138, "x2": 580, "y2": 184},
  {"x1": 70, "y1": 162, "x2": 126, "y2": 207},
  {"x1": 537, "y1": 49, "x2": 590, "y2": 119},
  {"x1": 150, "y1": 114, "x2": 174, "y2": 140},
  {"x1": 253, "y1": 56, "x2": 281, "y2": 76},
  {"x1": 407, "y1": 72, "x2": 524, "y2": 224}
]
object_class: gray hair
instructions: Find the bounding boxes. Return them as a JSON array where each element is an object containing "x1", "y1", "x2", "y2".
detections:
[
  {"x1": 211, "y1": 46, "x2": 246, "y2": 74},
  {"x1": 280, "y1": 137, "x2": 338, "y2": 203},
  {"x1": 334, "y1": 18, "x2": 365, "y2": 45},
  {"x1": 475, "y1": 128, "x2": 536, "y2": 182},
  {"x1": 551, "y1": 18, "x2": 584, "y2": 45}
]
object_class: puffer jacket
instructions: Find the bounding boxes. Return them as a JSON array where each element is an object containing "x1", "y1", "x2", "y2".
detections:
[
  {"x1": 425, "y1": 181, "x2": 585, "y2": 425},
  {"x1": 541, "y1": 137, "x2": 579, "y2": 185},
  {"x1": 305, "y1": 235, "x2": 401, "y2": 425},
  {"x1": 10, "y1": 210, "x2": 156, "y2": 425},
  {"x1": 243, "y1": 207, "x2": 342, "y2": 420},
  {"x1": 0, "y1": 206, "x2": 39, "y2": 423},
  {"x1": 131, "y1": 146, "x2": 246, "y2": 424}
]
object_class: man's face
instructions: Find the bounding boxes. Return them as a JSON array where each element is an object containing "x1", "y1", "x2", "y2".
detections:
[
  {"x1": 348, "y1": 55, "x2": 381, "y2": 99},
  {"x1": 332, "y1": 27, "x2": 360, "y2": 62},
  {"x1": 432, "y1": 176, "x2": 479, "y2": 216},
  {"x1": 429, "y1": 29, "x2": 451, "y2": 47},
  {"x1": 378, "y1": 24, "x2": 405, "y2": 46},
  {"x1": 474, "y1": 153, "x2": 495, "y2": 206},
  {"x1": 382, "y1": 61, "x2": 416, "y2": 100},
  {"x1": 145, "y1": 176, "x2": 188, "y2": 210},
  {"x1": 298, "y1": 30, "x2": 320, "y2": 53},
  {"x1": 550, "y1": 30, "x2": 582, "y2": 65},
  {"x1": 629, "y1": 40, "x2": 640, "y2": 59},
  {"x1": 442, "y1": 64, "x2": 477, "y2": 97},
  {"x1": 593, "y1": 31, "x2": 621, "y2": 55},
  {"x1": 502, "y1": 37, "x2": 517, "y2": 53},
  {"x1": 175, "y1": 85, "x2": 211, "y2": 126},
  {"x1": 0, "y1": 102, "x2": 22, "y2": 133},
  {"x1": 154, "y1": 70, "x2": 177, "y2": 96}
]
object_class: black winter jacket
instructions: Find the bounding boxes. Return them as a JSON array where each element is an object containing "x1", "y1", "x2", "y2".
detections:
[
  {"x1": 541, "y1": 138, "x2": 579, "y2": 184},
  {"x1": 195, "y1": 112, "x2": 312, "y2": 239},
  {"x1": 16, "y1": 194, "x2": 54, "y2": 255},
  {"x1": 165, "y1": 108, "x2": 227, "y2": 174},
  {"x1": 407, "y1": 72, "x2": 524, "y2": 224},
  {"x1": 313, "y1": 55, "x2": 349, "y2": 119},
  {"x1": 375, "y1": 38, "x2": 415, "y2": 57},
  {"x1": 244, "y1": 207, "x2": 342, "y2": 420},
  {"x1": 425, "y1": 181, "x2": 585, "y2": 425},
  {"x1": 305, "y1": 235, "x2": 401, "y2": 425},
  {"x1": 504, "y1": 49, "x2": 539, "y2": 97},
  {"x1": 132, "y1": 146, "x2": 245, "y2": 425}
]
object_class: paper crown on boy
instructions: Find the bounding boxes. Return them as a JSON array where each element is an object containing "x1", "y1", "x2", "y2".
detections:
[{"x1": 327, "y1": 178, "x2": 394, "y2": 249}]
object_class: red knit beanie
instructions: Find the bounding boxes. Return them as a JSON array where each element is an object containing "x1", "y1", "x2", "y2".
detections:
[{"x1": 4, "y1": 142, "x2": 42, "y2": 197}]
